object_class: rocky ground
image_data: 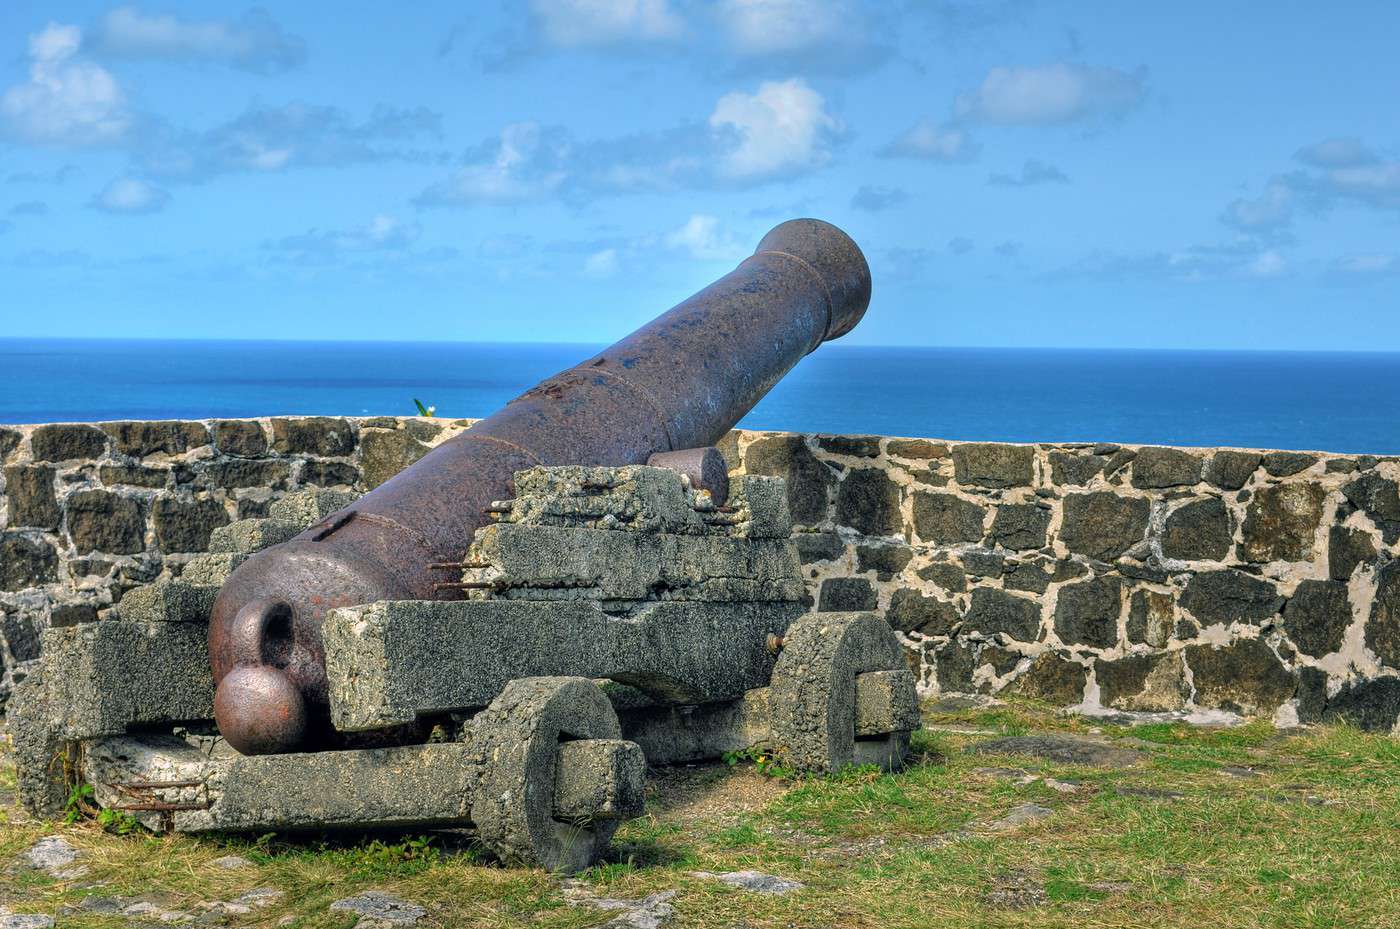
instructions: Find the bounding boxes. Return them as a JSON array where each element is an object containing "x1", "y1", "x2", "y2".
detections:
[{"x1": 2, "y1": 699, "x2": 1397, "y2": 928}]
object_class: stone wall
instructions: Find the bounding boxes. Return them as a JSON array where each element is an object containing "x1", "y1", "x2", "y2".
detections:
[{"x1": 2, "y1": 418, "x2": 1398, "y2": 732}]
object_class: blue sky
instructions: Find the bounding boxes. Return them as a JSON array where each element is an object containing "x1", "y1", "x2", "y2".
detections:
[{"x1": 0, "y1": 1, "x2": 1397, "y2": 349}]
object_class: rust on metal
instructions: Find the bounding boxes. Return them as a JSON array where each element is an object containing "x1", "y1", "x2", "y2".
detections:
[
  {"x1": 647, "y1": 446, "x2": 730, "y2": 506},
  {"x1": 208, "y1": 218, "x2": 872, "y2": 754}
]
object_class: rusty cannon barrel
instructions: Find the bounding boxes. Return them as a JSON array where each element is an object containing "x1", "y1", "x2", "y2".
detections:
[{"x1": 209, "y1": 218, "x2": 872, "y2": 754}]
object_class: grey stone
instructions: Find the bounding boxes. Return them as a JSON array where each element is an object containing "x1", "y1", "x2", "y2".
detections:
[
  {"x1": 1161, "y1": 497, "x2": 1231, "y2": 561},
  {"x1": 1328, "y1": 526, "x2": 1376, "y2": 581},
  {"x1": 179, "y1": 552, "x2": 248, "y2": 586},
  {"x1": 818, "y1": 577, "x2": 876, "y2": 612},
  {"x1": 912, "y1": 492, "x2": 985, "y2": 544},
  {"x1": 1205, "y1": 451, "x2": 1261, "y2": 490},
  {"x1": 1342, "y1": 473, "x2": 1400, "y2": 543},
  {"x1": 0, "y1": 913, "x2": 55, "y2": 929},
  {"x1": 1131, "y1": 447, "x2": 1202, "y2": 488},
  {"x1": 211, "y1": 855, "x2": 252, "y2": 870},
  {"x1": 743, "y1": 435, "x2": 833, "y2": 526},
  {"x1": 1181, "y1": 569, "x2": 1283, "y2": 626},
  {"x1": 268, "y1": 489, "x2": 358, "y2": 526},
  {"x1": 1011, "y1": 654, "x2": 1086, "y2": 705},
  {"x1": 989, "y1": 504, "x2": 1050, "y2": 550},
  {"x1": 42, "y1": 621, "x2": 214, "y2": 738},
  {"x1": 1185, "y1": 638, "x2": 1295, "y2": 715},
  {"x1": 1104, "y1": 448, "x2": 1137, "y2": 477},
  {"x1": 8, "y1": 666, "x2": 67, "y2": 816},
  {"x1": 1048, "y1": 450, "x2": 1106, "y2": 486},
  {"x1": 962, "y1": 548, "x2": 1005, "y2": 576},
  {"x1": 3, "y1": 466, "x2": 58, "y2": 529},
  {"x1": 887, "y1": 588, "x2": 958, "y2": 636},
  {"x1": 983, "y1": 803, "x2": 1053, "y2": 831},
  {"x1": 0, "y1": 427, "x2": 19, "y2": 461},
  {"x1": 361, "y1": 428, "x2": 431, "y2": 489},
  {"x1": 1325, "y1": 457, "x2": 1358, "y2": 474},
  {"x1": 30, "y1": 424, "x2": 107, "y2": 461},
  {"x1": 1262, "y1": 452, "x2": 1317, "y2": 477},
  {"x1": 102, "y1": 421, "x2": 208, "y2": 457},
  {"x1": 98, "y1": 464, "x2": 168, "y2": 487},
  {"x1": 792, "y1": 531, "x2": 843, "y2": 564},
  {"x1": 329, "y1": 892, "x2": 425, "y2": 925},
  {"x1": 963, "y1": 588, "x2": 1041, "y2": 641},
  {"x1": 0, "y1": 533, "x2": 58, "y2": 590},
  {"x1": 22, "y1": 836, "x2": 79, "y2": 873},
  {"x1": 1242, "y1": 483, "x2": 1325, "y2": 562},
  {"x1": 933, "y1": 640, "x2": 977, "y2": 692},
  {"x1": 856, "y1": 542, "x2": 912, "y2": 579},
  {"x1": 117, "y1": 579, "x2": 218, "y2": 623},
  {"x1": 2, "y1": 611, "x2": 40, "y2": 661},
  {"x1": 834, "y1": 467, "x2": 902, "y2": 536},
  {"x1": 212, "y1": 420, "x2": 268, "y2": 457},
  {"x1": 816, "y1": 434, "x2": 880, "y2": 457},
  {"x1": 969, "y1": 734, "x2": 1143, "y2": 768},
  {"x1": 1002, "y1": 559, "x2": 1053, "y2": 593},
  {"x1": 323, "y1": 599, "x2": 801, "y2": 730},
  {"x1": 1282, "y1": 580, "x2": 1351, "y2": 657},
  {"x1": 690, "y1": 870, "x2": 804, "y2": 894},
  {"x1": 1126, "y1": 589, "x2": 1174, "y2": 647},
  {"x1": 1059, "y1": 493, "x2": 1149, "y2": 561},
  {"x1": 1096, "y1": 653, "x2": 1188, "y2": 711},
  {"x1": 66, "y1": 490, "x2": 145, "y2": 554},
  {"x1": 270, "y1": 417, "x2": 355, "y2": 456},
  {"x1": 917, "y1": 560, "x2": 967, "y2": 593},
  {"x1": 198, "y1": 458, "x2": 291, "y2": 489},
  {"x1": 299, "y1": 459, "x2": 360, "y2": 487},
  {"x1": 1319, "y1": 677, "x2": 1400, "y2": 732},
  {"x1": 952, "y1": 443, "x2": 1034, "y2": 488},
  {"x1": 552, "y1": 739, "x2": 646, "y2": 823},
  {"x1": 152, "y1": 496, "x2": 230, "y2": 553},
  {"x1": 1295, "y1": 666, "x2": 1328, "y2": 723},
  {"x1": 1053, "y1": 577, "x2": 1121, "y2": 649},
  {"x1": 1366, "y1": 561, "x2": 1400, "y2": 668},
  {"x1": 208, "y1": 518, "x2": 303, "y2": 554}
]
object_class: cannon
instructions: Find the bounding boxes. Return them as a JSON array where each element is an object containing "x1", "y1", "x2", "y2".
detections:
[{"x1": 11, "y1": 220, "x2": 923, "y2": 872}]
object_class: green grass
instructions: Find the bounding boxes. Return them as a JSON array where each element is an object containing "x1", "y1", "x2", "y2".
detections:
[{"x1": 4, "y1": 700, "x2": 1399, "y2": 928}]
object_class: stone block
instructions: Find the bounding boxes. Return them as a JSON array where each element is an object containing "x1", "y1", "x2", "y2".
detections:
[
  {"x1": 212, "y1": 420, "x2": 268, "y2": 457},
  {"x1": 728, "y1": 475, "x2": 792, "y2": 539},
  {"x1": 271, "y1": 417, "x2": 355, "y2": 456},
  {"x1": 3, "y1": 465, "x2": 59, "y2": 528},
  {"x1": 1048, "y1": 450, "x2": 1106, "y2": 486},
  {"x1": 793, "y1": 532, "x2": 844, "y2": 564},
  {"x1": 1096, "y1": 652, "x2": 1188, "y2": 712},
  {"x1": 1343, "y1": 472, "x2": 1400, "y2": 543},
  {"x1": 299, "y1": 460, "x2": 360, "y2": 487},
  {"x1": 2, "y1": 610, "x2": 40, "y2": 661},
  {"x1": 886, "y1": 588, "x2": 958, "y2": 636},
  {"x1": 1318, "y1": 678, "x2": 1400, "y2": 732},
  {"x1": 912, "y1": 492, "x2": 986, "y2": 544},
  {"x1": 360, "y1": 428, "x2": 431, "y2": 489},
  {"x1": 917, "y1": 560, "x2": 967, "y2": 593},
  {"x1": 834, "y1": 467, "x2": 902, "y2": 536},
  {"x1": 886, "y1": 438, "x2": 947, "y2": 459},
  {"x1": 818, "y1": 577, "x2": 876, "y2": 612},
  {"x1": 552, "y1": 739, "x2": 646, "y2": 822},
  {"x1": 856, "y1": 542, "x2": 910, "y2": 578},
  {"x1": 853, "y1": 670, "x2": 921, "y2": 734},
  {"x1": 1366, "y1": 561, "x2": 1400, "y2": 669},
  {"x1": 1131, "y1": 447, "x2": 1202, "y2": 488},
  {"x1": 963, "y1": 588, "x2": 1041, "y2": 641},
  {"x1": 208, "y1": 518, "x2": 303, "y2": 554},
  {"x1": 8, "y1": 666, "x2": 69, "y2": 817},
  {"x1": 1011, "y1": 654, "x2": 1087, "y2": 705},
  {"x1": 179, "y1": 552, "x2": 248, "y2": 586},
  {"x1": 198, "y1": 459, "x2": 291, "y2": 490},
  {"x1": 30, "y1": 424, "x2": 107, "y2": 461},
  {"x1": 743, "y1": 434, "x2": 833, "y2": 526},
  {"x1": 117, "y1": 579, "x2": 218, "y2": 623},
  {"x1": 41, "y1": 621, "x2": 214, "y2": 739},
  {"x1": 1126, "y1": 589, "x2": 1174, "y2": 647},
  {"x1": 1205, "y1": 451, "x2": 1261, "y2": 490},
  {"x1": 1262, "y1": 452, "x2": 1316, "y2": 477},
  {"x1": 817, "y1": 434, "x2": 881, "y2": 457},
  {"x1": 1059, "y1": 492, "x2": 1149, "y2": 561},
  {"x1": 152, "y1": 496, "x2": 230, "y2": 553},
  {"x1": 267, "y1": 489, "x2": 359, "y2": 527},
  {"x1": 1185, "y1": 638, "x2": 1295, "y2": 716},
  {"x1": 0, "y1": 427, "x2": 19, "y2": 462},
  {"x1": 1053, "y1": 577, "x2": 1122, "y2": 649},
  {"x1": 1242, "y1": 483, "x2": 1324, "y2": 562},
  {"x1": 952, "y1": 443, "x2": 1034, "y2": 488},
  {"x1": 102, "y1": 421, "x2": 208, "y2": 457},
  {"x1": 66, "y1": 490, "x2": 145, "y2": 554},
  {"x1": 322, "y1": 598, "x2": 801, "y2": 731},
  {"x1": 990, "y1": 503, "x2": 1051, "y2": 550},
  {"x1": 99, "y1": 464, "x2": 169, "y2": 488},
  {"x1": 1161, "y1": 497, "x2": 1232, "y2": 561},
  {"x1": 1180, "y1": 569, "x2": 1283, "y2": 626},
  {"x1": 1328, "y1": 526, "x2": 1376, "y2": 581},
  {"x1": 1282, "y1": 579, "x2": 1351, "y2": 657}
]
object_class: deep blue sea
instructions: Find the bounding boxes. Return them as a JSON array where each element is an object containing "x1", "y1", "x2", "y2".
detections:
[{"x1": 2, "y1": 339, "x2": 1398, "y2": 454}]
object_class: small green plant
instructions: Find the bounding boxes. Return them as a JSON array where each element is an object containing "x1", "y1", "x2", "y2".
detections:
[
  {"x1": 721, "y1": 746, "x2": 796, "y2": 779},
  {"x1": 63, "y1": 782, "x2": 95, "y2": 824},
  {"x1": 96, "y1": 807, "x2": 141, "y2": 835},
  {"x1": 412, "y1": 398, "x2": 437, "y2": 417}
]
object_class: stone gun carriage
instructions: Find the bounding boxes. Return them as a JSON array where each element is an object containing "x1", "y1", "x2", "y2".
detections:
[{"x1": 10, "y1": 220, "x2": 921, "y2": 872}]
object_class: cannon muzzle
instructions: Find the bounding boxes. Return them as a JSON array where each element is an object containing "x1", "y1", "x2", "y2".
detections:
[{"x1": 208, "y1": 218, "x2": 871, "y2": 754}]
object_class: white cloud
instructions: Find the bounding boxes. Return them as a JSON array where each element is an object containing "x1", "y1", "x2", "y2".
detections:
[
  {"x1": 988, "y1": 159, "x2": 1069, "y2": 187},
  {"x1": 583, "y1": 247, "x2": 619, "y2": 276},
  {"x1": 1246, "y1": 250, "x2": 1286, "y2": 278},
  {"x1": 1319, "y1": 162, "x2": 1400, "y2": 210},
  {"x1": 1332, "y1": 254, "x2": 1397, "y2": 276},
  {"x1": 90, "y1": 7, "x2": 306, "y2": 73},
  {"x1": 720, "y1": 0, "x2": 847, "y2": 54},
  {"x1": 880, "y1": 121, "x2": 978, "y2": 162},
  {"x1": 531, "y1": 0, "x2": 684, "y2": 47},
  {"x1": 1222, "y1": 180, "x2": 1293, "y2": 232},
  {"x1": 708, "y1": 78, "x2": 841, "y2": 180},
  {"x1": 271, "y1": 214, "x2": 422, "y2": 259},
  {"x1": 2, "y1": 23, "x2": 131, "y2": 146},
  {"x1": 666, "y1": 214, "x2": 744, "y2": 260},
  {"x1": 91, "y1": 176, "x2": 169, "y2": 213},
  {"x1": 954, "y1": 63, "x2": 1144, "y2": 126},
  {"x1": 1295, "y1": 137, "x2": 1377, "y2": 169},
  {"x1": 415, "y1": 122, "x2": 570, "y2": 207}
]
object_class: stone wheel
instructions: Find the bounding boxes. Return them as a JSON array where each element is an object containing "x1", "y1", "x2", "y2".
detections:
[
  {"x1": 769, "y1": 612, "x2": 918, "y2": 774},
  {"x1": 468, "y1": 676, "x2": 632, "y2": 873}
]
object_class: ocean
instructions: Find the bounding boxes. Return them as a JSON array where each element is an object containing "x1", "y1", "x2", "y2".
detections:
[{"x1": 2, "y1": 339, "x2": 1398, "y2": 454}]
